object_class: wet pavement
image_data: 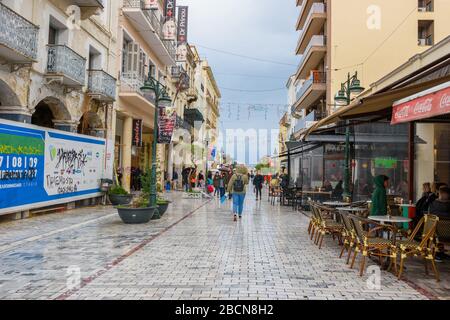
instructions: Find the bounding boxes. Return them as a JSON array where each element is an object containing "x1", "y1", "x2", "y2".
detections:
[{"x1": 0, "y1": 189, "x2": 448, "y2": 300}]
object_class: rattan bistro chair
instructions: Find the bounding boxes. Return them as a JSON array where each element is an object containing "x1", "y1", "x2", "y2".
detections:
[
  {"x1": 339, "y1": 211, "x2": 357, "y2": 264},
  {"x1": 308, "y1": 202, "x2": 335, "y2": 244},
  {"x1": 393, "y1": 214, "x2": 440, "y2": 281},
  {"x1": 349, "y1": 215, "x2": 396, "y2": 276},
  {"x1": 314, "y1": 203, "x2": 344, "y2": 249}
]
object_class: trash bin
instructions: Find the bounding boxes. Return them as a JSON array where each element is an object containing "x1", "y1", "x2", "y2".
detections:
[{"x1": 100, "y1": 179, "x2": 114, "y2": 192}]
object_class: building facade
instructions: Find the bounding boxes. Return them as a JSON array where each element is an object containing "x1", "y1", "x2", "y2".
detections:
[{"x1": 283, "y1": 0, "x2": 450, "y2": 196}]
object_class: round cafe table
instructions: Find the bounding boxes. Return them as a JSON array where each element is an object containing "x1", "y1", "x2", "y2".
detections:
[
  {"x1": 368, "y1": 215, "x2": 412, "y2": 244},
  {"x1": 336, "y1": 207, "x2": 367, "y2": 213},
  {"x1": 323, "y1": 201, "x2": 350, "y2": 207}
]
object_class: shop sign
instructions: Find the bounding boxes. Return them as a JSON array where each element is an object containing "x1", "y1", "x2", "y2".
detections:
[
  {"x1": 374, "y1": 157, "x2": 397, "y2": 169},
  {"x1": 158, "y1": 106, "x2": 177, "y2": 144},
  {"x1": 132, "y1": 119, "x2": 143, "y2": 147},
  {"x1": 391, "y1": 83, "x2": 450, "y2": 124},
  {"x1": 0, "y1": 119, "x2": 106, "y2": 215}
]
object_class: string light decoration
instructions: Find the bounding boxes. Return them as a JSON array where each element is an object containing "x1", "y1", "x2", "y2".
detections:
[{"x1": 221, "y1": 102, "x2": 289, "y2": 121}]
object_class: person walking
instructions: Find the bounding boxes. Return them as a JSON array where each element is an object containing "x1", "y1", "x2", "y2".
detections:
[
  {"x1": 227, "y1": 165, "x2": 249, "y2": 221},
  {"x1": 213, "y1": 172, "x2": 221, "y2": 197},
  {"x1": 253, "y1": 170, "x2": 264, "y2": 201},
  {"x1": 219, "y1": 173, "x2": 226, "y2": 199},
  {"x1": 370, "y1": 175, "x2": 390, "y2": 216}
]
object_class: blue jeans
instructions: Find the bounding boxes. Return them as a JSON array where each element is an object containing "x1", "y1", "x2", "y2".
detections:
[
  {"x1": 232, "y1": 193, "x2": 246, "y2": 216},
  {"x1": 219, "y1": 187, "x2": 226, "y2": 198}
]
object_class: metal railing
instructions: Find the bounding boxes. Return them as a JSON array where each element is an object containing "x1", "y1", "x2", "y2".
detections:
[
  {"x1": 121, "y1": 71, "x2": 145, "y2": 96},
  {"x1": 295, "y1": 71, "x2": 326, "y2": 102},
  {"x1": 0, "y1": 3, "x2": 39, "y2": 60},
  {"x1": 88, "y1": 70, "x2": 116, "y2": 100},
  {"x1": 176, "y1": 115, "x2": 192, "y2": 131},
  {"x1": 46, "y1": 45, "x2": 86, "y2": 85}
]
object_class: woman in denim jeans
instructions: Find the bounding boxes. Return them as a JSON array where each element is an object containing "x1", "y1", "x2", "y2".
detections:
[{"x1": 227, "y1": 165, "x2": 249, "y2": 221}]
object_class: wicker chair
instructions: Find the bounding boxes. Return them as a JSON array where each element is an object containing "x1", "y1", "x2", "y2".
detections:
[
  {"x1": 349, "y1": 215, "x2": 396, "y2": 276},
  {"x1": 338, "y1": 211, "x2": 357, "y2": 264},
  {"x1": 393, "y1": 214, "x2": 440, "y2": 281},
  {"x1": 314, "y1": 203, "x2": 343, "y2": 249}
]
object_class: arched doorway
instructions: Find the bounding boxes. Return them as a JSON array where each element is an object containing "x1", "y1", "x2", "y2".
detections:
[
  {"x1": 0, "y1": 79, "x2": 29, "y2": 122},
  {"x1": 77, "y1": 111, "x2": 104, "y2": 137},
  {"x1": 31, "y1": 97, "x2": 72, "y2": 130},
  {"x1": 32, "y1": 101, "x2": 55, "y2": 128}
]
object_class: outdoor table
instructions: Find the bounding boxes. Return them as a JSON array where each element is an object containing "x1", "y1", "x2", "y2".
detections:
[
  {"x1": 398, "y1": 204, "x2": 416, "y2": 230},
  {"x1": 368, "y1": 215, "x2": 412, "y2": 244},
  {"x1": 302, "y1": 190, "x2": 332, "y2": 203},
  {"x1": 323, "y1": 201, "x2": 350, "y2": 207}
]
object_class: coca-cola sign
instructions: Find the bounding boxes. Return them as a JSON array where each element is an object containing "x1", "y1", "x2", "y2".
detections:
[{"x1": 391, "y1": 84, "x2": 450, "y2": 124}]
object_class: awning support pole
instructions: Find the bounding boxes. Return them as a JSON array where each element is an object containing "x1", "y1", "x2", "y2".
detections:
[{"x1": 408, "y1": 122, "x2": 415, "y2": 202}]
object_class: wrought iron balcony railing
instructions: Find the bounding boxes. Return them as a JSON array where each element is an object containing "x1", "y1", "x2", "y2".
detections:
[
  {"x1": 176, "y1": 115, "x2": 192, "y2": 131},
  {"x1": 88, "y1": 70, "x2": 117, "y2": 101},
  {"x1": 0, "y1": 3, "x2": 39, "y2": 61},
  {"x1": 46, "y1": 45, "x2": 86, "y2": 86}
]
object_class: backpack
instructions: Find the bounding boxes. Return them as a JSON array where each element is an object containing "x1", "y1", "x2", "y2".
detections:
[{"x1": 233, "y1": 175, "x2": 244, "y2": 192}]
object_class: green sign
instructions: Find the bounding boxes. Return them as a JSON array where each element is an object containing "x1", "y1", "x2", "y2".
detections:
[{"x1": 374, "y1": 157, "x2": 397, "y2": 169}]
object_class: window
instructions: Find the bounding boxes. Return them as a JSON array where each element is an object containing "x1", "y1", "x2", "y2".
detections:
[
  {"x1": 48, "y1": 16, "x2": 68, "y2": 45},
  {"x1": 418, "y1": 0, "x2": 433, "y2": 12},
  {"x1": 88, "y1": 46, "x2": 101, "y2": 70},
  {"x1": 418, "y1": 20, "x2": 434, "y2": 46}
]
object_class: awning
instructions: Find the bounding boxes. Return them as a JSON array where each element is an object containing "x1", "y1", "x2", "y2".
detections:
[
  {"x1": 305, "y1": 134, "x2": 426, "y2": 144},
  {"x1": 391, "y1": 81, "x2": 450, "y2": 124},
  {"x1": 303, "y1": 75, "x2": 450, "y2": 138}
]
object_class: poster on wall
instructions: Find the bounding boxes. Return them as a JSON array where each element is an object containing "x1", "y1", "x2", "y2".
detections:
[
  {"x1": 163, "y1": 0, "x2": 177, "y2": 40},
  {"x1": 0, "y1": 119, "x2": 106, "y2": 215},
  {"x1": 158, "y1": 106, "x2": 177, "y2": 144},
  {"x1": 132, "y1": 119, "x2": 143, "y2": 147},
  {"x1": 143, "y1": 0, "x2": 159, "y2": 10},
  {"x1": 176, "y1": 6, "x2": 188, "y2": 61}
]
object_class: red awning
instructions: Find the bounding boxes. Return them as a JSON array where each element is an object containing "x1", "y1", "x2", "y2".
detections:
[{"x1": 391, "y1": 82, "x2": 450, "y2": 124}]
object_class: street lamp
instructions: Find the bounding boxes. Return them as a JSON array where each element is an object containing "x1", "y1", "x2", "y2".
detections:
[
  {"x1": 140, "y1": 70, "x2": 172, "y2": 208},
  {"x1": 334, "y1": 72, "x2": 364, "y2": 201}
]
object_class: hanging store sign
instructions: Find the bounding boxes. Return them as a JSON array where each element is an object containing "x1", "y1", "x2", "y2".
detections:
[
  {"x1": 0, "y1": 119, "x2": 106, "y2": 215},
  {"x1": 158, "y1": 105, "x2": 177, "y2": 144},
  {"x1": 176, "y1": 6, "x2": 188, "y2": 61},
  {"x1": 163, "y1": 0, "x2": 176, "y2": 40},
  {"x1": 143, "y1": 0, "x2": 159, "y2": 10},
  {"x1": 132, "y1": 119, "x2": 143, "y2": 147},
  {"x1": 391, "y1": 82, "x2": 450, "y2": 124}
]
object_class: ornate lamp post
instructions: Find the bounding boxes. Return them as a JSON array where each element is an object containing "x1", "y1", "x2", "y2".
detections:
[
  {"x1": 334, "y1": 72, "x2": 364, "y2": 201},
  {"x1": 140, "y1": 70, "x2": 172, "y2": 208}
]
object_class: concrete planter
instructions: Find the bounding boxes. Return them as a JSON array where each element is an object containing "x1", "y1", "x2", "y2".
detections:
[
  {"x1": 108, "y1": 194, "x2": 132, "y2": 206},
  {"x1": 157, "y1": 202, "x2": 170, "y2": 216},
  {"x1": 116, "y1": 206, "x2": 156, "y2": 224}
]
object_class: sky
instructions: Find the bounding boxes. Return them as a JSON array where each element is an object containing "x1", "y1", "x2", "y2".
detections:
[{"x1": 178, "y1": 0, "x2": 299, "y2": 164}]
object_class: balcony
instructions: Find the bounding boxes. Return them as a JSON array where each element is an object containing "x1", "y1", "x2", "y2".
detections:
[
  {"x1": 279, "y1": 112, "x2": 291, "y2": 128},
  {"x1": 45, "y1": 45, "x2": 86, "y2": 87},
  {"x1": 0, "y1": 3, "x2": 38, "y2": 64},
  {"x1": 295, "y1": 3, "x2": 326, "y2": 55},
  {"x1": 296, "y1": 0, "x2": 324, "y2": 31},
  {"x1": 175, "y1": 115, "x2": 192, "y2": 131},
  {"x1": 123, "y1": 0, "x2": 176, "y2": 66},
  {"x1": 295, "y1": 35, "x2": 326, "y2": 81},
  {"x1": 184, "y1": 108, "x2": 204, "y2": 125},
  {"x1": 291, "y1": 71, "x2": 326, "y2": 117},
  {"x1": 88, "y1": 70, "x2": 117, "y2": 102},
  {"x1": 68, "y1": 0, "x2": 104, "y2": 18},
  {"x1": 293, "y1": 109, "x2": 324, "y2": 133},
  {"x1": 119, "y1": 71, "x2": 156, "y2": 117},
  {"x1": 171, "y1": 65, "x2": 185, "y2": 79}
]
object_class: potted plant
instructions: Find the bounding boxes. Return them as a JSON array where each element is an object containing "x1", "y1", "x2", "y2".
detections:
[
  {"x1": 116, "y1": 195, "x2": 156, "y2": 224},
  {"x1": 157, "y1": 197, "x2": 171, "y2": 216},
  {"x1": 108, "y1": 185, "x2": 132, "y2": 206}
]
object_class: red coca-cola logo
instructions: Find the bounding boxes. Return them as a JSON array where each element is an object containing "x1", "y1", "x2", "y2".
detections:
[
  {"x1": 413, "y1": 98, "x2": 433, "y2": 114},
  {"x1": 394, "y1": 105, "x2": 410, "y2": 119},
  {"x1": 440, "y1": 93, "x2": 450, "y2": 109}
]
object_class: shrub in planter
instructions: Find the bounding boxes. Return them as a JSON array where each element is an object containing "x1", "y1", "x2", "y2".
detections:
[
  {"x1": 157, "y1": 198, "x2": 171, "y2": 216},
  {"x1": 108, "y1": 185, "x2": 132, "y2": 205},
  {"x1": 116, "y1": 196, "x2": 156, "y2": 224}
]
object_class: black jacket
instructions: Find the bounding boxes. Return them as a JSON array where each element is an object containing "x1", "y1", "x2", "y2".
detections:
[
  {"x1": 253, "y1": 174, "x2": 264, "y2": 188},
  {"x1": 429, "y1": 200, "x2": 450, "y2": 217}
]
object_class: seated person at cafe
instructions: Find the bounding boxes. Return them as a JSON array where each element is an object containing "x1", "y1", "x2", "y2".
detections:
[
  {"x1": 429, "y1": 186, "x2": 450, "y2": 217},
  {"x1": 370, "y1": 175, "x2": 389, "y2": 216},
  {"x1": 322, "y1": 180, "x2": 333, "y2": 192}
]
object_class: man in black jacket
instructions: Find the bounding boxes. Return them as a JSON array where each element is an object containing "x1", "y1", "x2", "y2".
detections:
[{"x1": 253, "y1": 170, "x2": 264, "y2": 201}]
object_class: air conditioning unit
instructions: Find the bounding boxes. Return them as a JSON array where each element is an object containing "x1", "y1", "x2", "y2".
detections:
[
  {"x1": 418, "y1": 38, "x2": 426, "y2": 46},
  {"x1": 418, "y1": 7, "x2": 427, "y2": 12}
]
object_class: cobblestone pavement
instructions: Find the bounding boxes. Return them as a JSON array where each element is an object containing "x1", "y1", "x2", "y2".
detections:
[{"x1": 0, "y1": 189, "x2": 448, "y2": 300}]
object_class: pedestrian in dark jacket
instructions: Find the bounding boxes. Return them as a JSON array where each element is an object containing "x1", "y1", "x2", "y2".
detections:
[
  {"x1": 253, "y1": 170, "x2": 264, "y2": 201},
  {"x1": 429, "y1": 186, "x2": 450, "y2": 217},
  {"x1": 213, "y1": 172, "x2": 221, "y2": 197},
  {"x1": 370, "y1": 175, "x2": 389, "y2": 216}
]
